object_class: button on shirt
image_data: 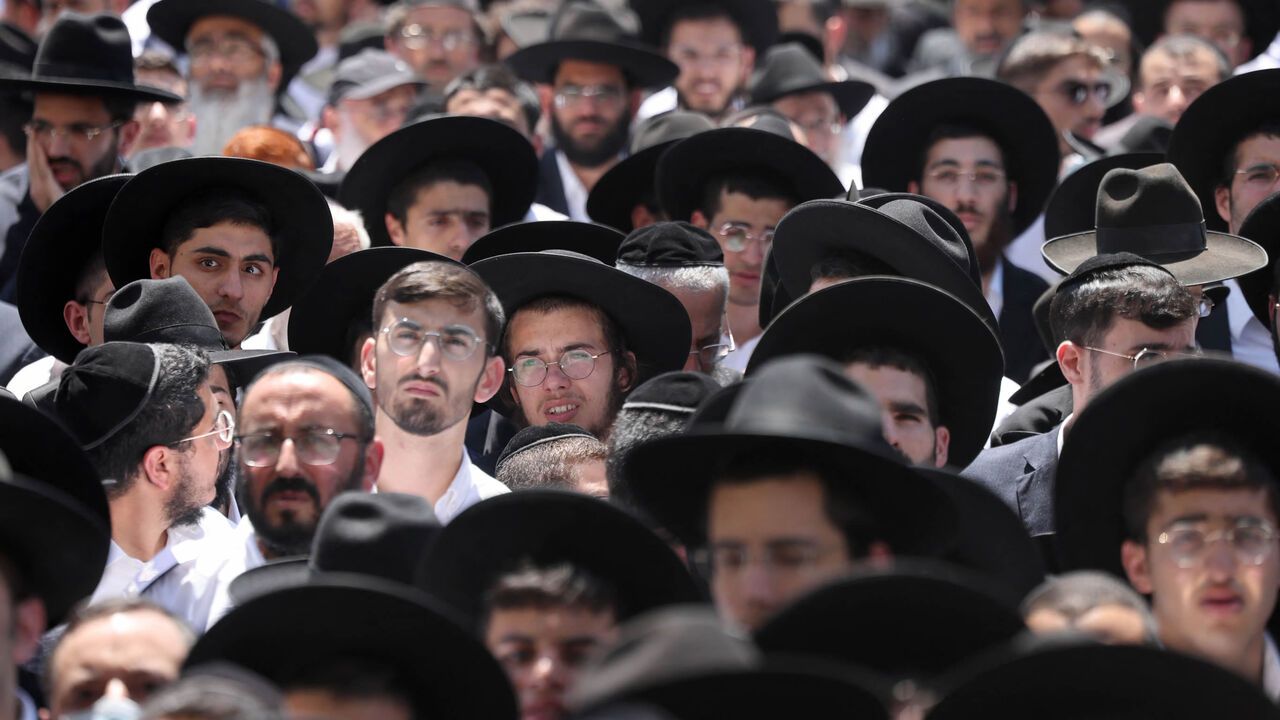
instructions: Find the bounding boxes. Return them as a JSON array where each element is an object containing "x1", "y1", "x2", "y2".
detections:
[{"x1": 434, "y1": 449, "x2": 509, "y2": 524}]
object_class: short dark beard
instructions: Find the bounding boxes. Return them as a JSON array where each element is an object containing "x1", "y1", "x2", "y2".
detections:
[
  {"x1": 211, "y1": 450, "x2": 235, "y2": 515},
  {"x1": 240, "y1": 462, "x2": 364, "y2": 559},
  {"x1": 972, "y1": 196, "x2": 1015, "y2": 275},
  {"x1": 551, "y1": 111, "x2": 629, "y2": 168},
  {"x1": 166, "y1": 455, "x2": 208, "y2": 529}
]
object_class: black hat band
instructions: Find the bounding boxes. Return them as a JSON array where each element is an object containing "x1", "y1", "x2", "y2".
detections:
[
  {"x1": 35, "y1": 60, "x2": 125, "y2": 82},
  {"x1": 1096, "y1": 221, "x2": 1206, "y2": 258}
]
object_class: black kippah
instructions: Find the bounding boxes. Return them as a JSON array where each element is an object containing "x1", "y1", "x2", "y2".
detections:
[
  {"x1": 54, "y1": 342, "x2": 160, "y2": 450},
  {"x1": 1057, "y1": 251, "x2": 1171, "y2": 294},
  {"x1": 495, "y1": 422, "x2": 597, "y2": 472},
  {"x1": 616, "y1": 222, "x2": 724, "y2": 268},
  {"x1": 622, "y1": 371, "x2": 723, "y2": 414}
]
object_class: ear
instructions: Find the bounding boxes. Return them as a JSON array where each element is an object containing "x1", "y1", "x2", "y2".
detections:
[
  {"x1": 1131, "y1": 90, "x2": 1147, "y2": 115},
  {"x1": 906, "y1": 179, "x2": 920, "y2": 195},
  {"x1": 10, "y1": 597, "x2": 45, "y2": 665},
  {"x1": 1214, "y1": 185, "x2": 1233, "y2": 228},
  {"x1": 116, "y1": 119, "x2": 141, "y2": 158},
  {"x1": 321, "y1": 105, "x2": 339, "y2": 134},
  {"x1": 149, "y1": 247, "x2": 173, "y2": 279},
  {"x1": 62, "y1": 300, "x2": 91, "y2": 345},
  {"x1": 690, "y1": 209, "x2": 709, "y2": 229},
  {"x1": 738, "y1": 45, "x2": 756, "y2": 80},
  {"x1": 1057, "y1": 340, "x2": 1085, "y2": 386},
  {"x1": 473, "y1": 354, "x2": 506, "y2": 403},
  {"x1": 385, "y1": 213, "x2": 407, "y2": 247},
  {"x1": 932, "y1": 425, "x2": 950, "y2": 468},
  {"x1": 630, "y1": 204, "x2": 658, "y2": 231},
  {"x1": 360, "y1": 336, "x2": 378, "y2": 390},
  {"x1": 140, "y1": 445, "x2": 178, "y2": 492},
  {"x1": 628, "y1": 89, "x2": 642, "y2": 119},
  {"x1": 360, "y1": 438, "x2": 384, "y2": 491},
  {"x1": 1007, "y1": 181, "x2": 1018, "y2": 213},
  {"x1": 617, "y1": 350, "x2": 637, "y2": 393},
  {"x1": 184, "y1": 112, "x2": 197, "y2": 143},
  {"x1": 267, "y1": 61, "x2": 283, "y2": 93},
  {"x1": 1121, "y1": 539, "x2": 1153, "y2": 594}
]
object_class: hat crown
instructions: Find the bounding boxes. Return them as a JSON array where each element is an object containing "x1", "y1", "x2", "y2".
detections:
[
  {"x1": 753, "y1": 42, "x2": 827, "y2": 95},
  {"x1": 33, "y1": 12, "x2": 135, "y2": 85},
  {"x1": 630, "y1": 111, "x2": 714, "y2": 154},
  {"x1": 875, "y1": 198, "x2": 980, "y2": 286},
  {"x1": 624, "y1": 370, "x2": 722, "y2": 411},
  {"x1": 617, "y1": 221, "x2": 724, "y2": 267},
  {"x1": 104, "y1": 277, "x2": 227, "y2": 349},
  {"x1": 310, "y1": 492, "x2": 440, "y2": 585},
  {"x1": 549, "y1": 0, "x2": 639, "y2": 43},
  {"x1": 1097, "y1": 163, "x2": 1204, "y2": 229},
  {"x1": 332, "y1": 48, "x2": 414, "y2": 97}
]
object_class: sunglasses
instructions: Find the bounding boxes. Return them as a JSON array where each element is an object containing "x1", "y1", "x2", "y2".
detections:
[{"x1": 1051, "y1": 79, "x2": 1112, "y2": 106}]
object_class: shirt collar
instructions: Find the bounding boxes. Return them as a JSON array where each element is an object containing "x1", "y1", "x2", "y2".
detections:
[
  {"x1": 1264, "y1": 632, "x2": 1280, "y2": 702},
  {"x1": 1226, "y1": 278, "x2": 1259, "y2": 340}
]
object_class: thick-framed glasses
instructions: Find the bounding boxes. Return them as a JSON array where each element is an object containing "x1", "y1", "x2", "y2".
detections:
[
  {"x1": 187, "y1": 36, "x2": 267, "y2": 65},
  {"x1": 553, "y1": 84, "x2": 625, "y2": 110},
  {"x1": 510, "y1": 349, "x2": 611, "y2": 387},
  {"x1": 1235, "y1": 164, "x2": 1280, "y2": 188},
  {"x1": 925, "y1": 167, "x2": 1007, "y2": 188},
  {"x1": 236, "y1": 430, "x2": 367, "y2": 468},
  {"x1": 715, "y1": 223, "x2": 775, "y2": 253},
  {"x1": 173, "y1": 409, "x2": 235, "y2": 450},
  {"x1": 24, "y1": 120, "x2": 123, "y2": 145},
  {"x1": 396, "y1": 24, "x2": 477, "y2": 51},
  {"x1": 689, "y1": 326, "x2": 736, "y2": 371},
  {"x1": 1083, "y1": 345, "x2": 1201, "y2": 370},
  {"x1": 1049, "y1": 79, "x2": 1112, "y2": 106},
  {"x1": 1157, "y1": 519, "x2": 1278, "y2": 569},
  {"x1": 380, "y1": 319, "x2": 489, "y2": 361}
]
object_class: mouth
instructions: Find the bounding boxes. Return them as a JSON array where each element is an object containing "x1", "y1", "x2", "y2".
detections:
[
  {"x1": 692, "y1": 81, "x2": 721, "y2": 97},
  {"x1": 521, "y1": 699, "x2": 567, "y2": 720},
  {"x1": 48, "y1": 162, "x2": 79, "y2": 186},
  {"x1": 956, "y1": 212, "x2": 982, "y2": 229},
  {"x1": 1199, "y1": 591, "x2": 1245, "y2": 617},
  {"x1": 267, "y1": 489, "x2": 316, "y2": 507},
  {"x1": 213, "y1": 310, "x2": 242, "y2": 327},
  {"x1": 733, "y1": 270, "x2": 761, "y2": 284},
  {"x1": 542, "y1": 400, "x2": 580, "y2": 421},
  {"x1": 401, "y1": 380, "x2": 443, "y2": 398}
]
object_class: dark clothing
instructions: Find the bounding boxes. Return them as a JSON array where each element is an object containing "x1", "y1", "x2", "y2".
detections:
[
  {"x1": 0, "y1": 300, "x2": 43, "y2": 385},
  {"x1": 0, "y1": 191, "x2": 39, "y2": 303},
  {"x1": 535, "y1": 149, "x2": 570, "y2": 219},
  {"x1": 1196, "y1": 300, "x2": 1233, "y2": 353},
  {"x1": 465, "y1": 409, "x2": 519, "y2": 477},
  {"x1": 991, "y1": 385, "x2": 1072, "y2": 448},
  {"x1": 962, "y1": 426, "x2": 1059, "y2": 543},
  {"x1": 999, "y1": 258, "x2": 1052, "y2": 383}
]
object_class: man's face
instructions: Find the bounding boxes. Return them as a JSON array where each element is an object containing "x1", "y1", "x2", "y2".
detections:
[
  {"x1": 1074, "y1": 316, "x2": 1199, "y2": 409},
  {"x1": 692, "y1": 190, "x2": 791, "y2": 309},
  {"x1": 1133, "y1": 48, "x2": 1220, "y2": 125},
  {"x1": 1032, "y1": 55, "x2": 1108, "y2": 155},
  {"x1": 505, "y1": 304, "x2": 632, "y2": 438},
  {"x1": 771, "y1": 91, "x2": 843, "y2": 169},
  {"x1": 149, "y1": 220, "x2": 280, "y2": 347},
  {"x1": 666, "y1": 16, "x2": 754, "y2": 118},
  {"x1": 445, "y1": 87, "x2": 532, "y2": 139},
  {"x1": 1123, "y1": 487, "x2": 1280, "y2": 663},
  {"x1": 362, "y1": 298, "x2": 500, "y2": 437},
  {"x1": 844, "y1": 362, "x2": 949, "y2": 468},
  {"x1": 130, "y1": 69, "x2": 194, "y2": 155},
  {"x1": 706, "y1": 472, "x2": 855, "y2": 631},
  {"x1": 486, "y1": 604, "x2": 617, "y2": 720},
  {"x1": 46, "y1": 609, "x2": 189, "y2": 719},
  {"x1": 385, "y1": 181, "x2": 491, "y2": 260},
  {"x1": 952, "y1": 0, "x2": 1025, "y2": 58},
  {"x1": 169, "y1": 382, "x2": 223, "y2": 526},
  {"x1": 30, "y1": 94, "x2": 128, "y2": 190},
  {"x1": 667, "y1": 285, "x2": 726, "y2": 374},
  {"x1": 186, "y1": 16, "x2": 280, "y2": 95},
  {"x1": 335, "y1": 84, "x2": 417, "y2": 160},
  {"x1": 1215, "y1": 133, "x2": 1280, "y2": 233},
  {"x1": 386, "y1": 5, "x2": 480, "y2": 90},
  {"x1": 1164, "y1": 0, "x2": 1251, "y2": 68},
  {"x1": 237, "y1": 370, "x2": 374, "y2": 557},
  {"x1": 65, "y1": 271, "x2": 115, "y2": 347},
  {"x1": 909, "y1": 135, "x2": 1015, "y2": 269},
  {"x1": 550, "y1": 60, "x2": 632, "y2": 168}
]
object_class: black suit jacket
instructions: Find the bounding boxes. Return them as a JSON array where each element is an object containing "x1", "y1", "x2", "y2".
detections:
[
  {"x1": 998, "y1": 258, "x2": 1051, "y2": 383},
  {"x1": 535, "y1": 149, "x2": 570, "y2": 218},
  {"x1": 1196, "y1": 300, "x2": 1233, "y2": 353},
  {"x1": 962, "y1": 427, "x2": 1059, "y2": 543}
]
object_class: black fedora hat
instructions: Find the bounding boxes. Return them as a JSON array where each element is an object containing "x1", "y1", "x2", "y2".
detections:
[
  {"x1": 123, "y1": 146, "x2": 192, "y2": 174},
  {"x1": 339, "y1": 115, "x2": 538, "y2": 249},
  {"x1": 622, "y1": 354, "x2": 956, "y2": 550},
  {"x1": 754, "y1": 561, "x2": 1026, "y2": 681},
  {"x1": 15, "y1": 174, "x2": 129, "y2": 364},
  {"x1": 462, "y1": 220, "x2": 623, "y2": 265},
  {"x1": 505, "y1": 0, "x2": 678, "y2": 88},
  {"x1": 187, "y1": 577, "x2": 518, "y2": 719},
  {"x1": 102, "y1": 156, "x2": 333, "y2": 322},
  {"x1": 1043, "y1": 153, "x2": 1163, "y2": 241},
  {"x1": 1110, "y1": 0, "x2": 1279, "y2": 65},
  {"x1": 0, "y1": 12, "x2": 180, "y2": 103},
  {"x1": 147, "y1": 0, "x2": 319, "y2": 91},
  {"x1": 749, "y1": 43, "x2": 874, "y2": 119},
  {"x1": 1235, "y1": 190, "x2": 1280, "y2": 326},
  {"x1": 287, "y1": 246, "x2": 462, "y2": 365},
  {"x1": 416, "y1": 490, "x2": 701, "y2": 631},
  {"x1": 586, "y1": 111, "x2": 715, "y2": 233},
  {"x1": 0, "y1": 397, "x2": 110, "y2": 624},
  {"x1": 1168, "y1": 69, "x2": 1280, "y2": 232},
  {"x1": 655, "y1": 120, "x2": 844, "y2": 224},
  {"x1": 0, "y1": 21, "x2": 36, "y2": 75},
  {"x1": 862, "y1": 77, "x2": 1059, "y2": 237},
  {"x1": 746, "y1": 276, "x2": 1004, "y2": 468},
  {"x1": 470, "y1": 249, "x2": 692, "y2": 379},
  {"x1": 630, "y1": 0, "x2": 778, "y2": 52},
  {"x1": 1042, "y1": 163, "x2": 1267, "y2": 286}
]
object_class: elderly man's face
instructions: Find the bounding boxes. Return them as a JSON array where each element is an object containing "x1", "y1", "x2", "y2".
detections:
[
  {"x1": 1164, "y1": 0, "x2": 1251, "y2": 68},
  {"x1": 334, "y1": 83, "x2": 417, "y2": 166},
  {"x1": 386, "y1": 5, "x2": 480, "y2": 90},
  {"x1": 186, "y1": 15, "x2": 282, "y2": 95},
  {"x1": 952, "y1": 0, "x2": 1025, "y2": 58}
]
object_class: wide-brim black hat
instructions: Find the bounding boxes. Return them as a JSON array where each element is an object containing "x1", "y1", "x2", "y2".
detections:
[
  {"x1": 630, "y1": 0, "x2": 779, "y2": 52},
  {"x1": 0, "y1": 398, "x2": 110, "y2": 625},
  {"x1": 470, "y1": 250, "x2": 692, "y2": 378},
  {"x1": 416, "y1": 490, "x2": 701, "y2": 630},
  {"x1": 287, "y1": 247, "x2": 461, "y2": 364},
  {"x1": 15, "y1": 174, "x2": 129, "y2": 364},
  {"x1": 102, "y1": 156, "x2": 332, "y2": 321},
  {"x1": 1168, "y1": 70, "x2": 1280, "y2": 232},
  {"x1": 587, "y1": 140, "x2": 676, "y2": 233},
  {"x1": 749, "y1": 42, "x2": 874, "y2": 119},
  {"x1": 1110, "y1": 0, "x2": 1279, "y2": 65},
  {"x1": 339, "y1": 116, "x2": 538, "y2": 248},
  {"x1": 754, "y1": 561, "x2": 1026, "y2": 681},
  {"x1": 747, "y1": 277, "x2": 1002, "y2": 468},
  {"x1": 1043, "y1": 153, "x2": 1163, "y2": 241},
  {"x1": 655, "y1": 127, "x2": 844, "y2": 223},
  {"x1": 147, "y1": 0, "x2": 319, "y2": 90},
  {"x1": 187, "y1": 576, "x2": 518, "y2": 719},
  {"x1": 506, "y1": 37, "x2": 678, "y2": 87},
  {"x1": 1236, "y1": 190, "x2": 1280, "y2": 326},
  {"x1": 462, "y1": 220, "x2": 623, "y2": 265},
  {"x1": 861, "y1": 77, "x2": 1059, "y2": 236}
]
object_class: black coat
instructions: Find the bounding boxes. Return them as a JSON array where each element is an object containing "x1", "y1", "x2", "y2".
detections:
[
  {"x1": 962, "y1": 427, "x2": 1060, "y2": 570},
  {"x1": 998, "y1": 258, "x2": 1051, "y2": 383}
]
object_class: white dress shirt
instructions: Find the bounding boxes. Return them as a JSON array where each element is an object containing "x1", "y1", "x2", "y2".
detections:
[
  {"x1": 1264, "y1": 632, "x2": 1280, "y2": 703},
  {"x1": 554, "y1": 150, "x2": 592, "y2": 222},
  {"x1": 1225, "y1": 279, "x2": 1280, "y2": 375},
  {"x1": 433, "y1": 449, "x2": 509, "y2": 525}
]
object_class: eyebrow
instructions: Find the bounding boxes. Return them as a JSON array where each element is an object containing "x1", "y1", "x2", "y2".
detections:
[
  {"x1": 190, "y1": 246, "x2": 275, "y2": 266},
  {"x1": 513, "y1": 341, "x2": 597, "y2": 358},
  {"x1": 927, "y1": 158, "x2": 1003, "y2": 169},
  {"x1": 888, "y1": 400, "x2": 929, "y2": 417}
]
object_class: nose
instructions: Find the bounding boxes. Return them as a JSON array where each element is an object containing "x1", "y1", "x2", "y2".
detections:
[
  {"x1": 880, "y1": 412, "x2": 904, "y2": 451},
  {"x1": 683, "y1": 347, "x2": 702, "y2": 372},
  {"x1": 542, "y1": 362, "x2": 572, "y2": 392},
  {"x1": 415, "y1": 336, "x2": 445, "y2": 374},
  {"x1": 743, "y1": 238, "x2": 767, "y2": 266},
  {"x1": 219, "y1": 270, "x2": 245, "y2": 302},
  {"x1": 448, "y1": 224, "x2": 475, "y2": 259},
  {"x1": 45, "y1": 130, "x2": 72, "y2": 157},
  {"x1": 274, "y1": 437, "x2": 303, "y2": 476},
  {"x1": 103, "y1": 678, "x2": 129, "y2": 700},
  {"x1": 955, "y1": 174, "x2": 979, "y2": 202}
]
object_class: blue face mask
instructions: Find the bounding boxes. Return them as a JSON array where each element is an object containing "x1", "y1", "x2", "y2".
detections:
[{"x1": 61, "y1": 695, "x2": 142, "y2": 720}]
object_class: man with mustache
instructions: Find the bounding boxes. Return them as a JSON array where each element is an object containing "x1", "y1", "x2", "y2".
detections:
[
  {"x1": 382, "y1": 0, "x2": 483, "y2": 94},
  {"x1": 235, "y1": 358, "x2": 381, "y2": 565}
]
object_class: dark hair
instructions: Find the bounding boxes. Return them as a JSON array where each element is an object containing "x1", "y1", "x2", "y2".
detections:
[
  {"x1": 103, "y1": 94, "x2": 140, "y2": 124},
  {"x1": 244, "y1": 361, "x2": 375, "y2": 441},
  {"x1": 496, "y1": 435, "x2": 608, "y2": 492},
  {"x1": 443, "y1": 63, "x2": 541, "y2": 131},
  {"x1": 385, "y1": 159, "x2": 493, "y2": 228},
  {"x1": 1122, "y1": 434, "x2": 1280, "y2": 541},
  {"x1": 696, "y1": 170, "x2": 798, "y2": 221},
  {"x1": 1219, "y1": 123, "x2": 1280, "y2": 190},
  {"x1": 73, "y1": 248, "x2": 108, "y2": 304},
  {"x1": 372, "y1": 260, "x2": 504, "y2": 349},
  {"x1": 277, "y1": 660, "x2": 415, "y2": 718},
  {"x1": 915, "y1": 122, "x2": 1009, "y2": 185},
  {"x1": 46, "y1": 597, "x2": 195, "y2": 698},
  {"x1": 85, "y1": 344, "x2": 210, "y2": 499},
  {"x1": 997, "y1": 31, "x2": 1109, "y2": 94},
  {"x1": 660, "y1": 3, "x2": 745, "y2": 47},
  {"x1": 135, "y1": 49, "x2": 182, "y2": 78},
  {"x1": 139, "y1": 669, "x2": 283, "y2": 720},
  {"x1": 500, "y1": 294, "x2": 634, "y2": 376},
  {"x1": 843, "y1": 346, "x2": 941, "y2": 426},
  {"x1": 0, "y1": 92, "x2": 30, "y2": 157},
  {"x1": 484, "y1": 561, "x2": 618, "y2": 622},
  {"x1": 607, "y1": 407, "x2": 692, "y2": 508},
  {"x1": 1048, "y1": 265, "x2": 1196, "y2": 347},
  {"x1": 160, "y1": 190, "x2": 280, "y2": 260},
  {"x1": 808, "y1": 250, "x2": 897, "y2": 285}
]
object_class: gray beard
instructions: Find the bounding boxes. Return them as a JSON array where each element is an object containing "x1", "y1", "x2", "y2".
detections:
[{"x1": 189, "y1": 77, "x2": 276, "y2": 156}]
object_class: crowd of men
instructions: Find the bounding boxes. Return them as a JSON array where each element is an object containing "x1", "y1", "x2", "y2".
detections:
[{"x1": 2, "y1": 0, "x2": 1280, "y2": 717}]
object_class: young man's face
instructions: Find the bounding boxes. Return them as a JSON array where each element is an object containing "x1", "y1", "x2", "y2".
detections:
[
  {"x1": 485, "y1": 604, "x2": 617, "y2": 720},
  {"x1": 1066, "y1": 316, "x2": 1199, "y2": 412},
  {"x1": 691, "y1": 190, "x2": 791, "y2": 309},
  {"x1": 908, "y1": 135, "x2": 1016, "y2": 269},
  {"x1": 549, "y1": 60, "x2": 633, "y2": 168},
  {"x1": 445, "y1": 87, "x2": 533, "y2": 140},
  {"x1": 1164, "y1": 0, "x2": 1251, "y2": 68},
  {"x1": 1123, "y1": 487, "x2": 1280, "y2": 665},
  {"x1": 1215, "y1": 133, "x2": 1280, "y2": 233},
  {"x1": 30, "y1": 94, "x2": 132, "y2": 190},
  {"x1": 666, "y1": 16, "x2": 754, "y2": 119},
  {"x1": 952, "y1": 0, "x2": 1025, "y2": 57},
  {"x1": 148, "y1": 220, "x2": 280, "y2": 347},
  {"x1": 844, "y1": 362, "x2": 949, "y2": 468},
  {"x1": 1031, "y1": 55, "x2": 1108, "y2": 156},
  {"x1": 770, "y1": 91, "x2": 843, "y2": 169},
  {"x1": 385, "y1": 180, "x2": 491, "y2": 260},
  {"x1": 169, "y1": 382, "x2": 224, "y2": 525},
  {"x1": 505, "y1": 304, "x2": 633, "y2": 439},
  {"x1": 1132, "y1": 47, "x2": 1221, "y2": 125}
]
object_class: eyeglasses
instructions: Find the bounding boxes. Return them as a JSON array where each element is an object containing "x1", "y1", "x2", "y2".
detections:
[
  {"x1": 237, "y1": 430, "x2": 368, "y2": 468},
  {"x1": 1047, "y1": 79, "x2": 1112, "y2": 106},
  {"x1": 509, "y1": 349, "x2": 611, "y2": 387},
  {"x1": 1234, "y1": 164, "x2": 1280, "y2": 188},
  {"x1": 1197, "y1": 293, "x2": 1216, "y2": 319},
  {"x1": 689, "y1": 326, "x2": 736, "y2": 371},
  {"x1": 794, "y1": 116, "x2": 843, "y2": 137},
  {"x1": 187, "y1": 36, "x2": 267, "y2": 66},
  {"x1": 1157, "y1": 519, "x2": 1278, "y2": 569},
  {"x1": 24, "y1": 120, "x2": 123, "y2": 145},
  {"x1": 1170, "y1": 23, "x2": 1242, "y2": 49},
  {"x1": 670, "y1": 44, "x2": 744, "y2": 68},
  {"x1": 553, "y1": 84, "x2": 625, "y2": 110},
  {"x1": 396, "y1": 24, "x2": 477, "y2": 51},
  {"x1": 693, "y1": 540, "x2": 842, "y2": 576},
  {"x1": 1082, "y1": 345, "x2": 1201, "y2": 370},
  {"x1": 173, "y1": 409, "x2": 235, "y2": 450},
  {"x1": 715, "y1": 223, "x2": 775, "y2": 253},
  {"x1": 924, "y1": 167, "x2": 1007, "y2": 189},
  {"x1": 380, "y1": 319, "x2": 489, "y2": 361}
]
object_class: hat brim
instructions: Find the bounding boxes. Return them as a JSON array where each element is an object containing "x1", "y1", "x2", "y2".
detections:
[
  {"x1": 102, "y1": 157, "x2": 332, "y2": 321},
  {"x1": 1042, "y1": 153, "x2": 1164, "y2": 240},
  {"x1": 225, "y1": 557, "x2": 309, "y2": 606},
  {"x1": 632, "y1": 0, "x2": 779, "y2": 51},
  {"x1": 1235, "y1": 190, "x2": 1280, "y2": 326},
  {"x1": 1041, "y1": 228, "x2": 1268, "y2": 286},
  {"x1": 339, "y1": 116, "x2": 538, "y2": 248},
  {"x1": 15, "y1": 175, "x2": 130, "y2": 364},
  {"x1": 462, "y1": 220, "x2": 623, "y2": 265},
  {"x1": 746, "y1": 277, "x2": 1003, "y2": 468},
  {"x1": 861, "y1": 77, "x2": 1059, "y2": 236},
  {"x1": 586, "y1": 142, "x2": 672, "y2": 233},
  {"x1": 505, "y1": 39, "x2": 678, "y2": 88},
  {"x1": 210, "y1": 348, "x2": 295, "y2": 387},
  {"x1": 0, "y1": 75, "x2": 181, "y2": 104},
  {"x1": 342, "y1": 73, "x2": 424, "y2": 102},
  {"x1": 655, "y1": 127, "x2": 844, "y2": 223},
  {"x1": 416, "y1": 490, "x2": 701, "y2": 630},
  {"x1": 752, "y1": 79, "x2": 875, "y2": 120}
]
